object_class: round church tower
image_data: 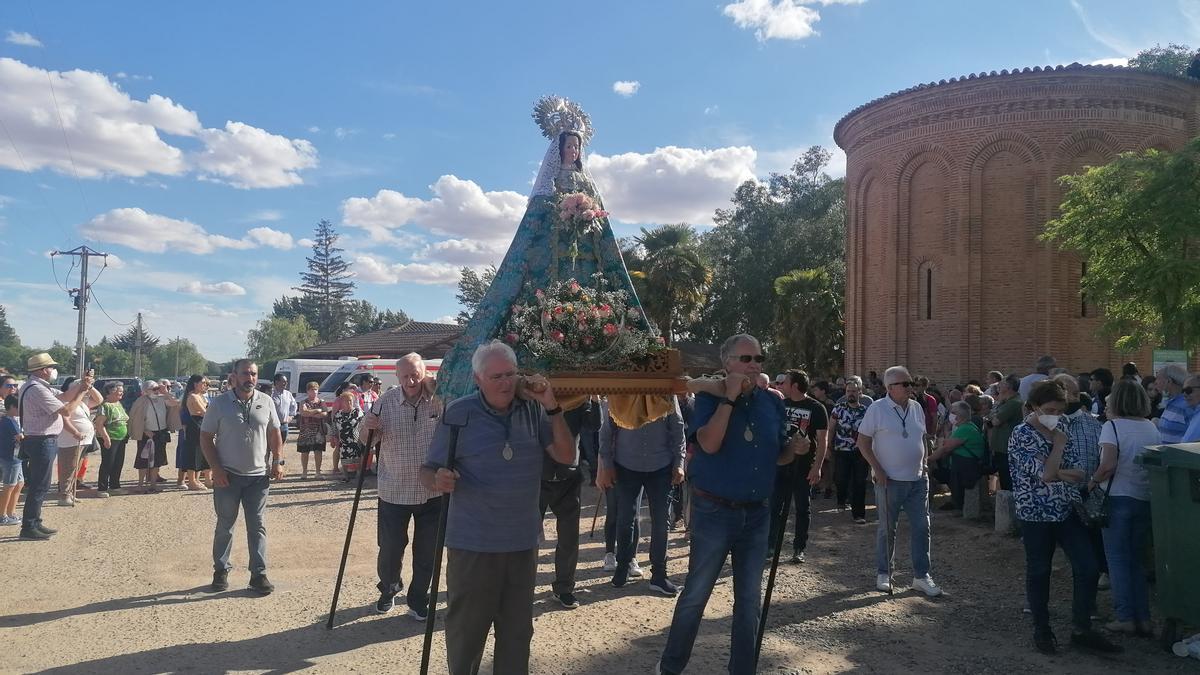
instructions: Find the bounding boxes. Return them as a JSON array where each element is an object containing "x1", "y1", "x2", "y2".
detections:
[{"x1": 835, "y1": 63, "x2": 1200, "y2": 384}]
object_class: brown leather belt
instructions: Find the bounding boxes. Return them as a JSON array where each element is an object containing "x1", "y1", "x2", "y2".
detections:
[{"x1": 694, "y1": 488, "x2": 766, "y2": 510}]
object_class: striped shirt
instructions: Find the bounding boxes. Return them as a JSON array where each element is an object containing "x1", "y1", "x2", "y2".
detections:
[
  {"x1": 368, "y1": 388, "x2": 440, "y2": 506},
  {"x1": 17, "y1": 377, "x2": 63, "y2": 436},
  {"x1": 1064, "y1": 408, "x2": 1102, "y2": 481},
  {"x1": 1158, "y1": 394, "x2": 1195, "y2": 444}
]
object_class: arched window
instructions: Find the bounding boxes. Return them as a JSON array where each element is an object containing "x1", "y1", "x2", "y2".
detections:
[{"x1": 918, "y1": 262, "x2": 934, "y2": 321}]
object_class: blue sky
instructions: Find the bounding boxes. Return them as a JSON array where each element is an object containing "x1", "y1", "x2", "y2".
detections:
[{"x1": 1, "y1": 0, "x2": 1196, "y2": 361}]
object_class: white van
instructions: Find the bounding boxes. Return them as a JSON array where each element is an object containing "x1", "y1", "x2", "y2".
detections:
[
  {"x1": 317, "y1": 357, "x2": 442, "y2": 403},
  {"x1": 274, "y1": 358, "x2": 352, "y2": 396}
]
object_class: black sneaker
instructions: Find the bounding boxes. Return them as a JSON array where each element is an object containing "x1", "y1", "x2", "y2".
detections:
[
  {"x1": 407, "y1": 604, "x2": 428, "y2": 621},
  {"x1": 19, "y1": 528, "x2": 51, "y2": 540},
  {"x1": 649, "y1": 577, "x2": 678, "y2": 597},
  {"x1": 612, "y1": 565, "x2": 632, "y2": 588},
  {"x1": 789, "y1": 551, "x2": 806, "y2": 564},
  {"x1": 34, "y1": 523, "x2": 58, "y2": 535},
  {"x1": 249, "y1": 574, "x2": 275, "y2": 595},
  {"x1": 1033, "y1": 628, "x2": 1057, "y2": 655},
  {"x1": 553, "y1": 592, "x2": 580, "y2": 609},
  {"x1": 375, "y1": 593, "x2": 395, "y2": 614},
  {"x1": 211, "y1": 569, "x2": 229, "y2": 592},
  {"x1": 1070, "y1": 630, "x2": 1123, "y2": 654}
]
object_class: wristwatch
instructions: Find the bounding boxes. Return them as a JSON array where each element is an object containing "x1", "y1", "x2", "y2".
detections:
[
  {"x1": 721, "y1": 398, "x2": 737, "y2": 407},
  {"x1": 546, "y1": 405, "x2": 563, "y2": 416},
  {"x1": 272, "y1": 458, "x2": 285, "y2": 466}
]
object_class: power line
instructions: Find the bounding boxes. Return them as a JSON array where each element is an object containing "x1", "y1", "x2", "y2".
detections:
[{"x1": 88, "y1": 288, "x2": 135, "y2": 327}]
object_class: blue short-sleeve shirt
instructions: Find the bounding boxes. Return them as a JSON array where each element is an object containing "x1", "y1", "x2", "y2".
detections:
[
  {"x1": 688, "y1": 389, "x2": 787, "y2": 503},
  {"x1": 424, "y1": 393, "x2": 552, "y2": 553}
]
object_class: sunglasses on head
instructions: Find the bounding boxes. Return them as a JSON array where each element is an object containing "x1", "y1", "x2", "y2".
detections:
[
  {"x1": 735, "y1": 355, "x2": 766, "y2": 363},
  {"x1": 889, "y1": 381, "x2": 915, "y2": 388}
]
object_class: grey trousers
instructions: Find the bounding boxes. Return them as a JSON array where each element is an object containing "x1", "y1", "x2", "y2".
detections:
[{"x1": 445, "y1": 547, "x2": 537, "y2": 675}]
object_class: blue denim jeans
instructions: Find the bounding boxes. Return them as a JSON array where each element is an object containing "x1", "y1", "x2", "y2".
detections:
[
  {"x1": 615, "y1": 463, "x2": 672, "y2": 577},
  {"x1": 1101, "y1": 496, "x2": 1152, "y2": 622},
  {"x1": 212, "y1": 473, "x2": 270, "y2": 574},
  {"x1": 1021, "y1": 513, "x2": 1098, "y2": 632},
  {"x1": 605, "y1": 485, "x2": 640, "y2": 554},
  {"x1": 20, "y1": 435, "x2": 58, "y2": 530},
  {"x1": 874, "y1": 477, "x2": 931, "y2": 578},
  {"x1": 660, "y1": 496, "x2": 769, "y2": 675}
]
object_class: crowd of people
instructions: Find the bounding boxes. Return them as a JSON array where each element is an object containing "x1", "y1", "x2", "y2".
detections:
[{"x1": 2, "y1": 345, "x2": 1198, "y2": 673}]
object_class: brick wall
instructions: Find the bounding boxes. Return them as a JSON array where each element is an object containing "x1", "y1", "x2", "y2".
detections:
[{"x1": 835, "y1": 65, "x2": 1200, "y2": 384}]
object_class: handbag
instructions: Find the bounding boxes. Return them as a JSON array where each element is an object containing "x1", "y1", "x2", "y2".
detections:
[{"x1": 1073, "y1": 420, "x2": 1117, "y2": 528}]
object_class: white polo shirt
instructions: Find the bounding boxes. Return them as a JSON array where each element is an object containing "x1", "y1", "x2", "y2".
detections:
[{"x1": 857, "y1": 395, "x2": 928, "y2": 481}]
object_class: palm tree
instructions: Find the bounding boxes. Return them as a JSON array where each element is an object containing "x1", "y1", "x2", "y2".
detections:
[
  {"x1": 627, "y1": 224, "x2": 712, "y2": 345},
  {"x1": 772, "y1": 266, "x2": 843, "y2": 374}
]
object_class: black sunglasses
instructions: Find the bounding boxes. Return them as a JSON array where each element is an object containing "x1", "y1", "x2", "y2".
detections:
[
  {"x1": 1185, "y1": 387, "x2": 1196, "y2": 395},
  {"x1": 736, "y1": 355, "x2": 767, "y2": 363},
  {"x1": 889, "y1": 381, "x2": 915, "y2": 388}
]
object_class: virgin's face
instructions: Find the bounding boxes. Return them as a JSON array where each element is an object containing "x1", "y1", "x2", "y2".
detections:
[{"x1": 560, "y1": 135, "x2": 580, "y2": 166}]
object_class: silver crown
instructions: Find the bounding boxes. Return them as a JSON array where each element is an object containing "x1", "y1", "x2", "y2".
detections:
[{"x1": 532, "y1": 95, "x2": 593, "y2": 145}]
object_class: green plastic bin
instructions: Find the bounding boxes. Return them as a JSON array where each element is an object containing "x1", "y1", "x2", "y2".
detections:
[{"x1": 1136, "y1": 442, "x2": 1200, "y2": 649}]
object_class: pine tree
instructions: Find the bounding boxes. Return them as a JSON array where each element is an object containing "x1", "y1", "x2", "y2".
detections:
[
  {"x1": 0, "y1": 305, "x2": 20, "y2": 348},
  {"x1": 295, "y1": 220, "x2": 356, "y2": 343},
  {"x1": 112, "y1": 324, "x2": 159, "y2": 354}
]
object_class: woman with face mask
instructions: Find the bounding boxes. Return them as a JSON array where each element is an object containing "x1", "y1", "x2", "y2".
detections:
[
  {"x1": 1007, "y1": 380, "x2": 1120, "y2": 656},
  {"x1": 928, "y1": 401, "x2": 985, "y2": 512}
]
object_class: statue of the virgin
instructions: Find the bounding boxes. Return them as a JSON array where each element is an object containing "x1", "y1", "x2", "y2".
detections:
[{"x1": 437, "y1": 96, "x2": 651, "y2": 400}]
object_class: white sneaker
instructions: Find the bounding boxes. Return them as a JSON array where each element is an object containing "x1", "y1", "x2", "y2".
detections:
[
  {"x1": 629, "y1": 559, "x2": 644, "y2": 578},
  {"x1": 876, "y1": 574, "x2": 892, "y2": 593},
  {"x1": 1097, "y1": 572, "x2": 1111, "y2": 590},
  {"x1": 58, "y1": 497, "x2": 75, "y2": 507},
  {"x1": 913, "y1": 575, "x2": 943, "y2": 597},
  {"x1": 603, "y1": 552, "x2": 617, "y2": 572}
]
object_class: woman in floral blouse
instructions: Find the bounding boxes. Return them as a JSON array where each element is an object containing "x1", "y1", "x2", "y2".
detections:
[{"x1": 1009, "y1": 380, "x2": 1120, "y2": 656}]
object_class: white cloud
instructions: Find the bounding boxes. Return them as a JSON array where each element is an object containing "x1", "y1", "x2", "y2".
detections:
[
  {"x1": 704, "y1": 105, "x2": 720, "y2": 115},
  {"x1": 352, "y1": 255, "x2": 462, "y2": 286},
  {"x1": 418, "y1": 238, "x2": 509, "y2": 265},
  {"x1": 297, "y1": 237, "x2": 315, "y2": 248},
  {"x1": 431, "y1": 315, "x2": 458, "y2": 325},
  {"x1": 178, "y1": 280, "x2": 247, "y2": 296},
  {"x1": 722, "y1": 0, "x2": 863, "y2": 42},
  {"x1": 245, "y1": 226, "x2": 294, "y2": 249},
  {"x1": 382, "y1": 132, "x2": 397, "y2": 141},
  {"x1": 341, "y1": 175, "x2": 526, "y2": 244},
  {"x1": 5, "y1": 31, "x2": 42, "y2": 48},
  {"x1": 82, "y1": 208, "x2": 252, "y2": 254},
  {"x1": 0, "y1": 57, "x2": 316, "y2": 188},
  {"x1": 307, "y1": 126, "x2": 321, "y2": 133},
  {"x1": 1089, "y1": 57, "x2": 1128, "y2": 66},
  {"x1": 246, "y1": 209, "x2": 283, "y2": 222},
  {"x1": 1068, "y1": 0, "x2": 1136, "y2": 56},
  {"x1": 589, "y1": 146, "x2": 758, "y2": 225},
  {"x1": 193, "y1": 121, "x2": 318, "y2": 189},
  {"x1": 759, "y1": 144, "x2": 846, "y2": 178},
  {"x1": 114, "y1": 72, "x2": 152, "y2": 81},
  {"x1": 191, "y1": 303, "x2": 239, "y2": 318},
  {"x1": 613, "y1": 81, "x2": 641, "y2": 97},
  {"x1": 334, "y1": 127, "x2": 359, "y2": 140}
]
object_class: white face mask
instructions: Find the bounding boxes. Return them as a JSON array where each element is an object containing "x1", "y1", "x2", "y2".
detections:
[
  {"x1": 1037, "y1": 414, "x2": 1061, "y2": 429},
  {"x1": 46, "y1": 368, "x2": 58, "y2": 383}
]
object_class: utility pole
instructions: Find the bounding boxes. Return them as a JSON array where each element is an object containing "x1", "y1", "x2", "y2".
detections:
[
  {"x1": 134, "y1": 312, "x2": 144, "y2": 380},
  {"x1": 174, "y1": 335, "x2": 181, "y2": 379},
  {"x1": 52, "y1": 245, "x2": 108, "y2": 378}
]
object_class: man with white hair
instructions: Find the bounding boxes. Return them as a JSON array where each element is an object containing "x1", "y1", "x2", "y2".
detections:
[
  {"x1": 420, "y1": 340, "x2": 576, "y2": 675},
  {"x1": 658, "y1": 334, "x2": 807, "y2": 675},
  {"x1": 1181, "y1": 375, "x2": 1200, "y2": 442},
  {"x1": 1019, "y1": 355, "x2": 1057, "y2": 401},
  {"x1": 1156, "y1": 365, "x2": 1195, "y2": 444},
  {"x1": 856, "y1": 365, "x2": 943, "y2": 596},
  {"x1": 363, "y1": 353, "x2": 441, "y2": 619}
]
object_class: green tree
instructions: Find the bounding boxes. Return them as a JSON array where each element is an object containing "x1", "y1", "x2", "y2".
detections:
[
  {"x1": 345, "y1": 299, "x2": 410, "y2": 335},
  {"x1": 46, "y1": 341, "x2": 75, "y2": 372},
  {"x1": 295, "y1": 220, "x2": 355, "y2": 343},
  {"x1": 772, "y1": 267, "x2": 843, "y2": 375},
  {"x1": 625, "y1": 224, "x2": 711, "y2": 344},
  {"x1": 111, "y1": 324, "x2": 159, "y2": 354},
  {"x1": 0, "y1": 305, "x2": 19, "y2": 348},
  {"x1": 1128, "y1": 43, "x2": 1195, "y2": 76},
  {"x1": 89, "y1": 337, "x2": 134, "y2": 377},
  {"x1": 246, "y1": 316, "x2": 319, "y2": 366},
  {"x1": 148, "y1": 338, "x2": 209, "y2": 379},
  {"x1": 1044, "y1": 138, "x2": 1200, "y2": 350},
  {"x1": 694, "y1": 147, "x2": 846, "y2": 354},
  {"x1": 455, "y1": 265, "x2": 497, "y2": 325}
]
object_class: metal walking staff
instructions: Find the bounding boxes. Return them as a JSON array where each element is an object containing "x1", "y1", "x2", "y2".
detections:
[
  {"x1": 880, "y1": 471, "x2": 894, "y2": 597},
  {"x1": 755, "y1": 456, "x2": 798, "y2": 669},
  {"x1": 326, "y1": 429, "x2": 376, "y2": 629},
  {"x1": 420, "y1": 417, "x2": 465, "y2": 675}
]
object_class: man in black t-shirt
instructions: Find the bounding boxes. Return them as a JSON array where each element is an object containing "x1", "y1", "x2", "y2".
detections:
[{"x1": 768, "y1": 369, "x2": 829, "y2": 564}]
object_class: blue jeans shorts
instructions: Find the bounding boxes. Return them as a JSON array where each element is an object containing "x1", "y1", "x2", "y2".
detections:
[{"x1": 0, "y1": 459, "x2": 23, "y2": 486}]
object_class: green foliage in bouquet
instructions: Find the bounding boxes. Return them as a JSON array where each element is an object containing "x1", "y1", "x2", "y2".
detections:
[{"x1": 503, "y1": 274, "x2": 664, "y2": 371}]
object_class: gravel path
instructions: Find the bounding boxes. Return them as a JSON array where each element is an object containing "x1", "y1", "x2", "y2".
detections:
[{"x1": 0, "y1": 450, "x2": 1189, "y2": 674}]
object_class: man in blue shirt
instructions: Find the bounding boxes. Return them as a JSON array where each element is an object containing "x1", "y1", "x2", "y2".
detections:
[
  {"x1": 421, "y1": 340, "x2": 576, "y2": 675},
  {"x1": 658, "y1": 334, "x2": 806, "y2": 675}
]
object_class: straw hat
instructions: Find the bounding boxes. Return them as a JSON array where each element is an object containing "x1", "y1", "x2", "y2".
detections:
[{"x1": 25, "y1": 352, "x2": 58, "y2": 372}]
